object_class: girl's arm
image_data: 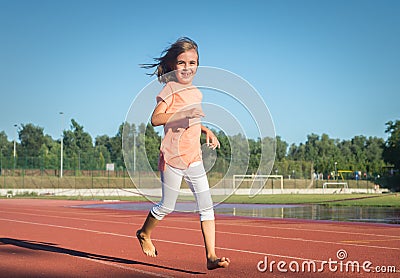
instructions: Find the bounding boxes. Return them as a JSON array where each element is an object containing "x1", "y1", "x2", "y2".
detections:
[
  {"x1": 201, "y1": 125, "x2": 220, "y2": 150},
  {"x1": 151, "y1": 101, "x2": 205, "y2": 126},
  {"x1": 151, "y1": 101, "x2": 171, "y2": 126}
]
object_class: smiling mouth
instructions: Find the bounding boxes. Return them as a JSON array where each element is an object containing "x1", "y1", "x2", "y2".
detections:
[{"x1": 180, "y1": 71, "x2": 193, "y2": 78}]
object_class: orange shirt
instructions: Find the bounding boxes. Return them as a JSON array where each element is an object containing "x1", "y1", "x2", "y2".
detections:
[{"x1": 156, "y1": 82, "x2": 203, "y2": 171}]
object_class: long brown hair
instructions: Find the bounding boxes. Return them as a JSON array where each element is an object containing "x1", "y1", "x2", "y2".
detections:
[{"x1": 141, "y1": 37, "x2": 199, "y2": 83}]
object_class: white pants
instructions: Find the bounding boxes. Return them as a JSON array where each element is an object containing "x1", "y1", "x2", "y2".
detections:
[{"x1": 151, "y1": 162, "x2": 215, "y2": 222}]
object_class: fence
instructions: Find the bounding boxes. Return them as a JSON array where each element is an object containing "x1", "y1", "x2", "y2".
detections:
[
  {"x1": 0, "y1": 155, "x2": 377, "y2": 194},
  {"x1": 0, "y1": 167, "x2": 374, "y2": 191}
]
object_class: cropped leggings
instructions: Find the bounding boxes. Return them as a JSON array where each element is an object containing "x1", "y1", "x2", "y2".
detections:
[{"x1": 151, "y1": 162, "x2": 215, "y2": 222}]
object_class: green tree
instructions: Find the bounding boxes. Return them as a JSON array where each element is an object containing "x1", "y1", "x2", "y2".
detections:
[
  {"x1": 350, "y1": 136, "x2": 368, "y2": 171},
  {"x1": 316, "y1": 134, "x2": 340, "y2": 176},
  {"x1": 110, "y1": 123, "x2": 124, "y2": 167},
  {"x1": 199, "y1": 129, "x2": 231, "y2": 174},
  {"x1": 0, "y1": 131, "x2": 8, "y2": 148},
  {"x1": 365, "y1": 136, "x2": 385, "y2": 175},
  {"x1": 144, "y1": 123, "x2": 161, "y2": 171},
  {"x1": 0, "y1": 131, "x2": 13, "y2": 170},
  {"x1": 383, "y1": 120, "x2": 400, "y2": 170},
  {"x1": 131, "y1": 123, "x2": 160, "y2": 172},
  {"x1": 63, "y1": 119, "x2": 94, "y2": 170},
  {"x1": 96, "y1": 123, "x2": 128, "y2": 169},
  {"x1": 19, "y1": 123, "x2": 45, "y2": 158},
  {"x1": 275, "y1": 136, "x2": 288, "y2": 161},
  {"x1": 39, "y1": 135, "x2": 60, "y2": 169},
  {"x1": 229, "y1": 133, "x2": 250, "y2": 174},
  {"x1": 122, "y1": 122, "x2": 137, "y2": 172},
  {"x1": 248, "y1": 138, "x2": 261, "y2": 174},
  {"x1": 0, "y1": 131, "x2": 11, "y2": 157},
  {"x1": 134, "y1": 123, "x2": 147, "y2": 171},
  {"x1": 95, "y1": 135, "x2": 112, "y2": 166}
]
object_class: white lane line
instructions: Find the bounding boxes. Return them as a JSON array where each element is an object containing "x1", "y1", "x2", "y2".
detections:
[
  {"x1": 79, "y1": 256, "x2": 173, "y2": 278},
  {"x1": 3, "y1": 208, "x2": 400, "y2": 240},
  {"x1": 0, "y1": 218, "x2": 175, "y2": 278},
  {"x1": 2, "y1": 209, "x2": 400, "y2": 249},
  {"x1": 0, "y1": 217, "x2": 319, "y2": 263},
  {"x1": 1, "y1": 217, "x2": 399, "y2": 256}
]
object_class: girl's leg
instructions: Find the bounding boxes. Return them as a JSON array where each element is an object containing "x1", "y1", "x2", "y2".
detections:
[
  {"x1": 136, "y1": 212, "x2": 159, "y2": 257},
  {"x1": 185, "y1": 163, "x2": 230, "y2": 269},
  {"x1": 201, "y1": 220, "x2": 230, "y2": 270},
  {"x1": 137, "y1": 165, "x2": 183, "y2": 257}
]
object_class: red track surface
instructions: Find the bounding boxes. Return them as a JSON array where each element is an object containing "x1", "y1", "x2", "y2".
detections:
[{"x1": 0, "y1": 199, "x2": 399, "y2": 277}]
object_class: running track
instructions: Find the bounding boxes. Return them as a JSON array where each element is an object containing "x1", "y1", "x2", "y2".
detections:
[{"x1": 0, "y1": 199, "x2": 399, "y2": 277}]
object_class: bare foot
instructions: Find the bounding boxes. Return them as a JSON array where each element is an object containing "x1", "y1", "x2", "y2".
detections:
[
  {"x1": 136, "y1": 230, "x2": 157, "y2": 257},
  {"x1": 207, "y1": 256, "x2": 230, "y2": 270}
]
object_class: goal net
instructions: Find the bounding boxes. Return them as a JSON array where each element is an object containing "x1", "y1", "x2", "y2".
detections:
[
  {"x1": 322, "y1": 182, "x2": 349, "y2": 194},
  {"x1": 232, "y1": 175, "x2": 284, "y2": 194},
  {"x1": 322, "y1": 182, "x2": 348, "y2": 189}
]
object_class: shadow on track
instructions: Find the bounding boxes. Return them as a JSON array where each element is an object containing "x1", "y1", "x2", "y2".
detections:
[{"x1": 0, "y1": 237, "x2": 205, "y2": 275}]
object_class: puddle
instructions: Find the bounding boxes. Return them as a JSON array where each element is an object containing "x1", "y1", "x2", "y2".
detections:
[
  {"x1": 78, "y1": 202, "x2": 400, "y2": 225},
  {"x1": 213, "y1": 203, "x2": 400, "y2": 224}
]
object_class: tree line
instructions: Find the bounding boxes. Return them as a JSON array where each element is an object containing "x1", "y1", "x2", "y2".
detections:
[{"x1": 0, "y1": 119, "x2": 399, "y2": 180}]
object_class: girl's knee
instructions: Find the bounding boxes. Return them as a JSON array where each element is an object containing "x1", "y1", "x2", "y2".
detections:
[
  {"x1": 151, "y1": 204, "x2": 174, "y2": 220},
  {"x1": 199, "y1": 208, "x2": 215, "y2": 222}
]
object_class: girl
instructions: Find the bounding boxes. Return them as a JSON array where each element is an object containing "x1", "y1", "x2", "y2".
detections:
[{"x1": 136, "y1": 37, "x2": 230, "y2": 270}]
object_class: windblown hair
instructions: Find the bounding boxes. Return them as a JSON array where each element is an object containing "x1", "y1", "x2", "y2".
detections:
[{"x1": 141, "y1": 37, "x2": 199, "y2": 83}]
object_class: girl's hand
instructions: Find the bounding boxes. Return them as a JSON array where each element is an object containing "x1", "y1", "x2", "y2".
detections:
[
  {"x1": 151, "y1": 101, "x2": 204, "y2": 127},
  {"x1": 184, "y1": 107, "x2": 205, "y2": 119},
  {"x1": 205, "y1": 130, "x2": 220, "y2": 150}
]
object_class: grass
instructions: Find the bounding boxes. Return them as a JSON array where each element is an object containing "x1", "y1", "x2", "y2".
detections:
[
  {"x1": 224, "y1": 194, "x2": 400, "y2": 207},
  {"x1": 0, "y1": 193, "x2": 148, "y2": 202},
  {"x1": 2, "y1": 193, "x2": 400, "y2": 207}
]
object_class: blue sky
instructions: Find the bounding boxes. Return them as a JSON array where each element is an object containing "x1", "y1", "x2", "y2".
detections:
[{"x1": 0, "y1": 0, "x2": 399, "y2": 145}]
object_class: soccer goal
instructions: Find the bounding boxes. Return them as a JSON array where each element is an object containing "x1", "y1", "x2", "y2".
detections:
[
  {"x1": 322, "y1": 182, "x2": 348, "y2": 193},
  {"x1": 232, "y1": 175, "x2": 284, "y2": 192}
]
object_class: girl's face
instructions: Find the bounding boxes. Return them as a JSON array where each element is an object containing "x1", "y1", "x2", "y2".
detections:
[{"x1": 174, "y1": 49, "x2": 198, "y2": 85}]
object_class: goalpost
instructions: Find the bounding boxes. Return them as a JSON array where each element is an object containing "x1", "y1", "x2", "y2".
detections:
[
  {"x1": 322, "y1": 182, "x2": 348, "y2": 193},
  {"x1": 232, "y1": 175, "x2": 284, "y2": 193}
]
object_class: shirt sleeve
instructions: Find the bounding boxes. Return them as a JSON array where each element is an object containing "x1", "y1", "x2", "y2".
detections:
[{"x1": 156, "y1": 82, "x2": 174, "y2": 107}]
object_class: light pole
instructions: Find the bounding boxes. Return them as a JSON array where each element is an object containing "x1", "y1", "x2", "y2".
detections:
[
  {"x1": 334, "y1": 162, "x2": 338, "y2": 181},
  {"x1": 13, "y1": 124, "x2": 17, "y2": 171},
  {"x1": 293, "y1": 170, "x2": 296, "y2": 189},
  {"x1": 133, "y1": 129, "x2": 136, "y2": 173},
  {"x1": 59, "y1": 112, "x2": 64, "y2": 178},
  {"x1": 0, "y1": 146, "x2": 3, "y2": 175}
]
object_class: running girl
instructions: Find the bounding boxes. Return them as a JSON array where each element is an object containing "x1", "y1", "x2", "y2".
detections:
[{"x1": 136, "y1": 37, "x2": 230, "y2": 270}]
